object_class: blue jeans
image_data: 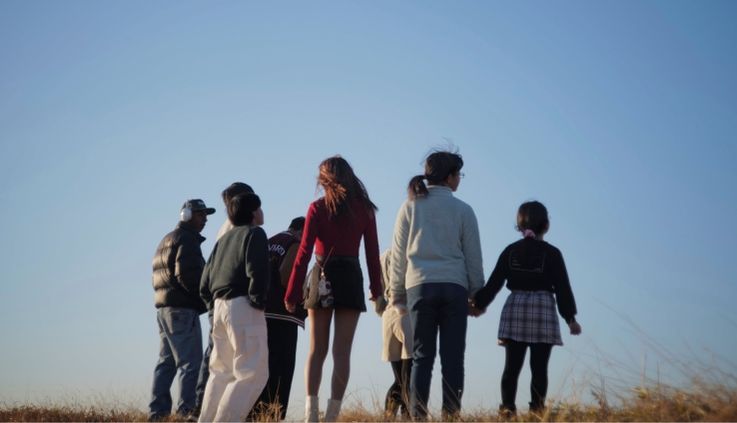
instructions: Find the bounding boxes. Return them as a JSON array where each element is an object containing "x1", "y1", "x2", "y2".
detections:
[
  {"x1": 149, "y1": 307, "x2": 203, "y2": 419},
  {"x1": 407, "y1": 283, "x2": 468, "y2": 419}
]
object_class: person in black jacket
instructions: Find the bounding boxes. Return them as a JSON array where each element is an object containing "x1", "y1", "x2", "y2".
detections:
[
  {"x1": 249, "y1": 216, "x2": 306, "y2": 421},
  {"x1": 198, "y1": 193, "x2": 270, "y2": 423},
  {"x1": 474, "y1": 201, "x2": 582, "y2": 416},
  {"x1": 149, "y1": 199, "x2": 213, "y2": 421}
]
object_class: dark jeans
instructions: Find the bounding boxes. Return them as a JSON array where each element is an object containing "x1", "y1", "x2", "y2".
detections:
[
  {"x1": 385, "y1": 359, "x2": 411, "y2": 419},
  {"x1": 501, "y1": 341, "x2": 553, "y2": 412},
  {"x1": 149, "y1": 307, "x2": 202, "y2": 420},
  {"x1": 407, "y1": 283, "x2": 468, "y2": 419},
  {"x1": 249, "y1": 318, "x2": 299, "y2": 421},
  {"x1": 194, "y1": 311, "x2": 214, "y2": 414}
]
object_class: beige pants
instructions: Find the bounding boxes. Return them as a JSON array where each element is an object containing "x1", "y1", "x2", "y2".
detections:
[
  {"x1": 382, "y1": 305, "x2": 414, "y2": 362},
  {"x1": 199, "y1": 297, "x2": 268, "y2": 422}
]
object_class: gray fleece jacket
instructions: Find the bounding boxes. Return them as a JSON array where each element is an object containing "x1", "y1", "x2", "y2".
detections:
[{"x1": 389, "y1": 186, "x2": 484, "y2": 303}]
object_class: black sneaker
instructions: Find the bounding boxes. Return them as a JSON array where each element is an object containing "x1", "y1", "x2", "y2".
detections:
[{"x1": 498, "y1": 405, "x2": 517, "y2": 420}]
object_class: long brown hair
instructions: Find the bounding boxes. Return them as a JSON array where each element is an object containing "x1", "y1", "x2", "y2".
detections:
[{"x1": 318, "y1": 155, "x2": 377, "y2": 218}]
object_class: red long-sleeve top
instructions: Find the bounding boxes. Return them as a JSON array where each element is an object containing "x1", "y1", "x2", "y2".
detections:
[{"x1": 285, "y1": 198, "x2": 382, "y2": 305}]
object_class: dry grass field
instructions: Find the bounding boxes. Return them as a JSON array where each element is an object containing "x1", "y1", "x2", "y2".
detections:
[{"x1": 2, "y1": 377, "x2": 736, "y2": 422}]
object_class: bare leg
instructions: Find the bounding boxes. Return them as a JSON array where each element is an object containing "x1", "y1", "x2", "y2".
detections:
[
  {"x1": 330, "y1": 309, "x2": 360, "y2": 400},
  {"x1": 306, "y1": 308, "x2": 332, "y2": 396}
]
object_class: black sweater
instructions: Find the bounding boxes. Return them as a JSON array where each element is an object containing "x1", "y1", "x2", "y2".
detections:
[
  {"x1": 200, "y1": 225, "x2": 270, "y2": 310},
  {"x1": 475, "y1": 238, "x2": 577, "y2": 323}
]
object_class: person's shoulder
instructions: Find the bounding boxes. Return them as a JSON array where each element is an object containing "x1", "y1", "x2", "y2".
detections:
[
  {"x1": 453, "y1": 197, "x2": 477, "y2": 217},
  {"x1": 397, "y1": 196, "x2": 412, "y2": 208},
  {"x1": 267, "y1": 230, "x2": 290, "y2": 243},
  {"x1": 161, "y1": 227, "x2": 179, "y2": 240},
  {"x1": 542, "y1": 241, "x2": 563, "y2": 256},
  {"x1": 508, "y1": 239, "x2": 525, "y2": 249},
  {"x1": 308, "y1": 198, "x2": 327, "y2": 214},
  {"x1": 230, "y1": 225, "x2": 266, "y2": 243},
  {"x1": 500, "y1": 240, "x2": 522, "y2": 256},
  {"x1": 171, "y1": 226, "x2": 195, "y2": 243},
  {"x1": 250, "y1": 225, "x2": 268, "y2": 239}
]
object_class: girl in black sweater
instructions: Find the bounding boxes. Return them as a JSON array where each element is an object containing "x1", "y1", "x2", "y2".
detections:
[{"x1": 474, "y1": 201, "x2": 582, "y2": 416}]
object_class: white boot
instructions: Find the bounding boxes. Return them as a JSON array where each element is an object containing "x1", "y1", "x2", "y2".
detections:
[
  {"x1": 305, "y1": 395, "x2": 319, "y2": 423},
  {"x1": 324, "y1": 398, "x2": 342, "y2": 422}
]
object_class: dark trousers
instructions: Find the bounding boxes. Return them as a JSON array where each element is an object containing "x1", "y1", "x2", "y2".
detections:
[
  {"x1": 501, "y1": 341, "x2": 553, "y2": 412},
  {"x1": 385, "y1": 359, "x2": 411, "y2": 419},
  {"x1": 194, "y1": 312, "x2": 213, "y2": 414},
  {"x1": 407, "y1": 283, "x2": 468, "y2": 420},
  {"x1": 249, "y1": 318, "x2": 299, "y2": 420}
]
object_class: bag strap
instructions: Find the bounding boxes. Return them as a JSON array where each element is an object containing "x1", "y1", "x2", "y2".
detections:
[{"x1": 317, "y1": 247, "x2": 335, "y2": 269}]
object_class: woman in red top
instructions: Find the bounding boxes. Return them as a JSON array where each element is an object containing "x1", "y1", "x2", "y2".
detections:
[{"x1": 285, "y1": 156, "x2": 382, "y2": 422}]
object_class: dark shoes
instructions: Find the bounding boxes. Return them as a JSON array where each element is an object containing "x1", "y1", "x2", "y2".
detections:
[
  {"x1": 528, "y1": 401, "x2": 546, "y2": 415},
  {"x1": 498, "y1": 405, "x2": 517, "y2": 420}
]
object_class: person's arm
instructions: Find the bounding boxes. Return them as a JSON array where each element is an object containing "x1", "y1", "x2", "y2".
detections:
[
  {"x1": 279, "y1": 243, "x2": 299, "y2": 288},
  {"x1": 245, "y1": 227, "x2": 270, "y2": 309},
  {"x1": 474, "y1": 246, "x2": 509, "y2": 311},
  {"x1": 363, "y1": 209, "x2": 383, "y2": 300},
  {"x1": 389, "y1": 202, "x2": 410, "y2": 307},
  {"x1": 461, "y1": 205, "x2": 484, "y2": 298},
  {"x1": 200, "y1": 244, "x2": 216, "y2": 312},
  {"x1": 551, "y1": 247, "x2": 580, "y2": 334},
  {"x1": 175, "y1": 238, "x2": 205, "y2": 296},
  {"x1": 285, "y1": 203, "x2": 318, "y2": 310}
]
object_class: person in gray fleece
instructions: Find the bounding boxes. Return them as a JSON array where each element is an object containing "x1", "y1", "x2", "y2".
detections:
[{"x1": 389, "y1": 150, "x2": 485, "y2": 420}]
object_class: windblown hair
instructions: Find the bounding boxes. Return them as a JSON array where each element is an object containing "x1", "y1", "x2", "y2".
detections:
[
  {"x1": 516, "y1": 201, "x2": 549, "y2": 236},
  {"x1": 228, "y1": 193, "x2": 261, "y2": 226},
  {"x1": 318, "y1": 155, "x2": 377, "y2": 218},
  {"x1": 408, "y1": 150, "x2": 464, "y2": 199}
]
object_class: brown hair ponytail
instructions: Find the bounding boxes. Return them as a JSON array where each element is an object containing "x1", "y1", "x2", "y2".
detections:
[{"x1": 407, "y1": 150, "x2": 464, "y2": 200}]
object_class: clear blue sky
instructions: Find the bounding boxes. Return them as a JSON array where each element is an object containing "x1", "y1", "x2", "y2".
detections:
[{"x1": 1, "y1": 0, "x2": 736, "y2": 417}]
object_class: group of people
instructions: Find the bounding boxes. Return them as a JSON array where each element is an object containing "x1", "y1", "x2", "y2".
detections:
[
  {"x1": 147, "y1": 150, "x2": 582, "y2": 422},
  {"x1": 149, "y1": 183, "x2": 306, "y2": 422}
]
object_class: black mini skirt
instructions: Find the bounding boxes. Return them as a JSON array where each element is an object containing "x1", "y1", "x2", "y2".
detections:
[{"x1": 304, "y1": 255, "x2": 366, "y2": 312}]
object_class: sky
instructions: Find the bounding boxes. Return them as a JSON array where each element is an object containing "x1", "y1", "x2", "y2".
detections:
[{"x1": 1, "y1": 0, "x2": 736, "y2": 418}]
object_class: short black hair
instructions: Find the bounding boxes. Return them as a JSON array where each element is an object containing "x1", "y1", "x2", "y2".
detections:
[
  {"x1": 228, "y1": 193, "x2": 261, "y2": 226},
  {"x1": 289, "y1": 216, "x2": 305, "y2": 231},
  {"x1": 222, "y1": 182, "x2": 254, "y2": 204},
  {"x1": 516, "y1": 201, "x2": 549, "y2": 235}
]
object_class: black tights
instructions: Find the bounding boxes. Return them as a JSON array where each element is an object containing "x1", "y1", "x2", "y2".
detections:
[
  {"x1": 501, "y1": 341, "x2": 553, "y2": 412},
  {"x1": 385, "y1": 359, "x2": 411, "y2": 418}
]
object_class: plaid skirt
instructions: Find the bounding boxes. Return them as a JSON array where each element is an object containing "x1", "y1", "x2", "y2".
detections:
[{"x1": 498, "y1": 291, "x2": 563, "y2": 345}]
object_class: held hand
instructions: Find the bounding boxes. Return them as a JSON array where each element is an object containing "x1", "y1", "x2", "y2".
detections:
[
  {"x1": 568, "y1": 321, "x2": 582, "y2": 335},
  {"x1": 285, "y1": 301, "x2": 296, "y2": 314},
  {"x1": 373, "y1": 295, "x2": 388, "y2": 316},
  {"x1": 468, "y1": 305, "x2": 485, "y2": 317},
  {"x1": 467, "y1": 299, "x2": 485, "y2": 317}
]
